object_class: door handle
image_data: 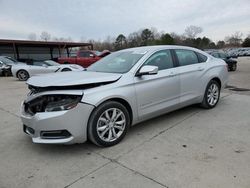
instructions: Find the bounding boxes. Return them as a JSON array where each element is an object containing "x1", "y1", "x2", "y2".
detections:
[
  {"x1": 197, "y1": 67, "x2": 204, "y2": 71},
  {"x1": 169, "y1": 72, "x2": 176, "y2": 77}
]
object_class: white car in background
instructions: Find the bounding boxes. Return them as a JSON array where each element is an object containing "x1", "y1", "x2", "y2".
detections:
[{"x1": 12, "y1": 60, "x2": 84, "y2": 81}]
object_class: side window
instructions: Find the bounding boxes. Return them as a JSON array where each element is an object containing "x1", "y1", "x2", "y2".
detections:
[
  {"x1": 197, "y1": 52, "x2": 208, "y2": 63},
  {"x1": 79, "y1": 51, "x2": 92, "y2": 57},
  {"x1": 219, "y1": 53, "x2": 227, "y2": 58},
  {"x1": 212, "y1": 53, "x2": 220, "y2": 58},
  {"x1": 175, "y1": 49, "x2": 199, "y2": 66},
  {"x1": 33, "y1": 62, "x2": 43, "y2": 66},
  {"x1": 144, "y1": 50, "x2": 174, "y2": 71}
]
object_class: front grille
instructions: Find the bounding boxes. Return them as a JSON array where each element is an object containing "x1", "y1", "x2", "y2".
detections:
[{"x1": 40, "y1": 130, "x2": 71, "y2": 139}]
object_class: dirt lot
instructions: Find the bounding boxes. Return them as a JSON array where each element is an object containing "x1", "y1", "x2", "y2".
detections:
[{"x1": 0, "y1": 57, "x2": 250, "y2": 188}]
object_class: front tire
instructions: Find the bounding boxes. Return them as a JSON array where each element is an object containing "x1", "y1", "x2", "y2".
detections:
[
  {"x1": 200, "y1": 80, "x2": 220, "y2": 109},
  {"x1": 17, "y1": 70, "x2": 29, "y2": 81},
  {"x1": 88, "y1": 101, "x2": 130, "y2": 147}
]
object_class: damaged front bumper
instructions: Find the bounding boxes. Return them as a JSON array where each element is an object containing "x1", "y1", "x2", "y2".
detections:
[{"x1": 21, "y1": 90, "x2": 94, "y2": 144}]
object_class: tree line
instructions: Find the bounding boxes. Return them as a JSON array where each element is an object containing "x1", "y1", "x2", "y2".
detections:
[{"x1": 28, "y1": 25, "x2": 250, "y2": 51}]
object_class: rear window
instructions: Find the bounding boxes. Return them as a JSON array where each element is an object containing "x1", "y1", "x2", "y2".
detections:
[{"x1": 197, "y1": 52, "x2": 208, "y2": 62}]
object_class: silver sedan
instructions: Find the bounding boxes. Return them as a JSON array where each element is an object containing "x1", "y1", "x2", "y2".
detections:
[{"x1": 21, "y1": 46, "x2": 228, "y2": 146}]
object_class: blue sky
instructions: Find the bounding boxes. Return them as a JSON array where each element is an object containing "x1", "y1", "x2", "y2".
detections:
[{"x1": 0, "y1": 0, "x2": 250, "y2": 42}]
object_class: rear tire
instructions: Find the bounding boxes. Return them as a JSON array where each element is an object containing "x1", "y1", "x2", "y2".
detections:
[
  {"x1": 200, "y1": 80, "x2": 220, "y2": 109},
  {"x1": 88, "y1": 101, "x2": 130, "y2": 147},
  {"x1": 17, "y1": 70, "x2": 29, "y2": 81},
  {"x1": 61, "y1": 68, "x2": 71, "y2": 72},
  {"x1": 230, "y1": 63, "x2": 237, "y2": 71}
]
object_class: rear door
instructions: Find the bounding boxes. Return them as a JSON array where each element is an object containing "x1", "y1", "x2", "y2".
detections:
[
  {"x1": 174, "y1": 49, "x2": 207, "y2": 103},
  {"x1": 134, "y1": 50, "x2": 180, "y2": 119}
]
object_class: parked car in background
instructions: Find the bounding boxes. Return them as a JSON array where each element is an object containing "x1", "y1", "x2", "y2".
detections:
[
  {"x1": 57, "y1": 50, "x2": 111, "y2": 67},
  {"x1": 12, "y1": 60, "x2": 84, "y2": 81},
  {"x1": 21, "y1": 45, "x2": 228, "y2": 146},
  {"x1": 0, "y1": 61, "x2": 5, "y2": 76},
  {"x1": 208, "y1": 51, "x2": 237, "y2": 71},
  {"x1": 0, "y1": 56, "x2": 23, "y2": 76},
  {"x1": 245, "y1": 49, "x2": 250, "y2": 56}
]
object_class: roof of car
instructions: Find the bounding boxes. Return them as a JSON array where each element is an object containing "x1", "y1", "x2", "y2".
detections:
[{"x1": 120, "y1": 45, "x2": 210, "y2": 56}]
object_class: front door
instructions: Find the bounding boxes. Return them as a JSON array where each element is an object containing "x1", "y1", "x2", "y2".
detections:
[{"x1": 134, "y1": 50, "x2": 180, "y2": 120}]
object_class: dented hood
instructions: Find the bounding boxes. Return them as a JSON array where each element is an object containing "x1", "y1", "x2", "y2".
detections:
[{"x1": 27, "y1": 71, "x2": 122, "y2": 88}]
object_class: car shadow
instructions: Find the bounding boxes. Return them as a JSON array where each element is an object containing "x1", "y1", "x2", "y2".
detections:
[{"x1": 28, "y1": 104, "x2": 201, "y2": 156}]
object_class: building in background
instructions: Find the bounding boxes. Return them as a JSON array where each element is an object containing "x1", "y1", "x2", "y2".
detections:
[{"x1": 0, "y1": 39, "x2": 93, "y2": 62}]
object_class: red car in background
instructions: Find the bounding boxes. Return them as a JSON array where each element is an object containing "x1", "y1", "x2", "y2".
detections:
[{"x1": 57, "y1": 50, "x2": 110, "y2": 67}]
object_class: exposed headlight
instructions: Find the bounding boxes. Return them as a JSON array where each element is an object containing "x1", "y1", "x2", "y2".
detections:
[
  {"x1": 24, "y1": 95, "x2": 82, "y2": 115},
  {"x1": 45, "y1": 95, "x2": 81, "y2": 112}
]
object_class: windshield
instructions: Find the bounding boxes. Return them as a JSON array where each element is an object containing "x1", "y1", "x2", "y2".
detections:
[
  {"x1": 0, "y1": 56, "x2": 18, "y2": 65},
  {"x1": 87, "y1": 51, "x2": 145, "y2": 73},
  {"x1": 94, "y1": 51, "x2": 101, "y2": 56},
  {"x1": 44, "y1": 60, "x2": 60, "y2": 66}
]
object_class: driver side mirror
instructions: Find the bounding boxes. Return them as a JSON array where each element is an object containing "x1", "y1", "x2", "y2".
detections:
[
  {"x1": 42, "y1": 64, "x2": 48, "y2": 68},
  {"x1": 89, "y1": 54, "x2": 95, "y2": 58},
  {"x1": 136, "y1": 65, "x2": 158, "y2": 77}
]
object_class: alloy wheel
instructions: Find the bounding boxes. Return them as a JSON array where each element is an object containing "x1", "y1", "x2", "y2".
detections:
[
  {"x1": 207, "y1": 83, "x2": 219, "y2": 106},
  {"x1": 18, "y1": 70, "x2": 29, "y2": 81},
  {"x1": 96, "y1": 108, "x2": 126, "y2": 142}
]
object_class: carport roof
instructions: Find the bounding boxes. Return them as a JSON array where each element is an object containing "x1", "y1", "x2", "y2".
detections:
[{"x1": 0, "y1": 39, "x2": 93, "y2": 49}]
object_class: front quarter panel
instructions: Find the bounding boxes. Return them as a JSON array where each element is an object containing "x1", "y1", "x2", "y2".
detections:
[{"x1": 81, "y1": 73, "x2": 139, "y2": 124}]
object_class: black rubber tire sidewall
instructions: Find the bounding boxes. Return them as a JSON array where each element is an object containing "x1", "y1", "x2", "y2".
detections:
[{"x1": 88, "y1": 101, "x2": 130, "y2": 147}]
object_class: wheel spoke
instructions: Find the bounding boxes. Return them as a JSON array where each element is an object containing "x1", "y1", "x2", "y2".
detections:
[
  {"x1": 97, "y1": 125, "x2": 108, "y2": 132},
  {"x1": 210, "y1": 97, "x2": 214, "y2": 105},
  {"x1": 115, "y1": 119, "x2": 125, "y2": 125},
  {"x1": 108, "y1": 129, "x2": 112, "y2": 141},
  {"x1": 114, "y1": 125, "x2": 123, "y2": 131},
  {"x1": 100, "y1": 128, "x2": 109, "y2": 138},
  {"x1": 99, "y1": 117, "x2": 108, "y2": 123},
  {"x1": 114, "y1": 112, "x2": 122, "y2": 121},
  {"x1": 111, "y1": 109, "x2": 117, "y2": 120},
  {"x1": 105, "y1": 110, "x2": 111, "y2": 120},
  {"x1": 112, "y1": 128, "x2": 118, "y2": 138}
]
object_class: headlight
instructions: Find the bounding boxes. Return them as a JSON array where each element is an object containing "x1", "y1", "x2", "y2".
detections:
[
  {"x1": 45, "y1": 95, "x2": 81, "y2": 112},
  {"x1": 24, "y1": 95, "x2": 82, "y2": 115}
]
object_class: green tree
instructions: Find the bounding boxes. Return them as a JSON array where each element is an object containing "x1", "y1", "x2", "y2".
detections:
[
  {"x1": 208, "y1": 42, "x2": 216, "y2": 49},
  {"x1": 242, "y1": 38, "x2": 250, "y2": 47},
  {"x1": 158, "y1": 33, "x2": 175, "y2": 45},
  {"x1": 114, "y1": 34, "x2": 127, "y2": 50},
  {"x1": 217, "y1": 40, "x2": 225, "y2": 49},
  {"x1": 141, "y1": 29, "x2": 154, "y2": 46}
]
